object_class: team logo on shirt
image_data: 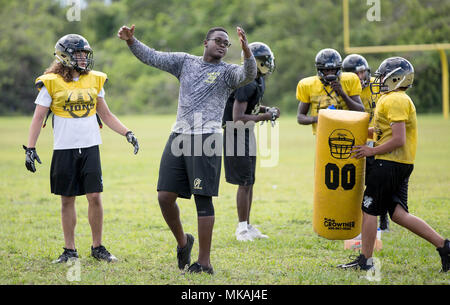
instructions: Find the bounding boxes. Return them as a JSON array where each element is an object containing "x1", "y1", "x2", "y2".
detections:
[
  {"x1": 205, "y1": 72, "x2": 220, "y2": 84},
  {"x1": 62, "y1": 88, "x2": 97, "y2": 118}
]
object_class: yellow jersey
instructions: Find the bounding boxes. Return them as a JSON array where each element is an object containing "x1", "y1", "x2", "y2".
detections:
[
  {"x1": 35, "y1": 71, "x2": 107, "y2": 119},
  {"x1": 296, "y1": 72, "x2": 362, "y2": 134},
  {"x1": 373, "y1": 91, "x2": 417, "y2": 164}
]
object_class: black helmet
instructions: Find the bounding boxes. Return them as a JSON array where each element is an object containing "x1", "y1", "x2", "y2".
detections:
[
  {"x1": 315, "y1": 48, "x2": 342, "y2": 84},
  {"x1": 54, "y1": 34, "x2": 94, "y2": 72},
  {"x1": 342, "y1": 54, "x2": 371, "y2": 88},
  {"x1": 370, "y1": 57, "x2": 414, "y2": 95},
  {"x1": 245, "y1": 42, "x2": 275, "y2": 75}
]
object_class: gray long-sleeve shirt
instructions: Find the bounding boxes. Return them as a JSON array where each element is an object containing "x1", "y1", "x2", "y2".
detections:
[{"x1": 128, "y1": 38, "x2": 257, "y2": 134}]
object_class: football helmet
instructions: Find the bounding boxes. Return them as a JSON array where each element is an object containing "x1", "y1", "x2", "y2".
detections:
[
  {"x1": 315, "y1": 48, "x2": 342, "y2": 84},
  {"x1": 244, "y1": 42, "x2": 275, "y2": 75},
  {"x1": 342, "y1": 54, "x2": 371, "y2": 88},
  {"x1": 54, "y1": 34, "x2": 94, "y2": 72},
  {"x1": 370, "y1": 57, "x2": 414, "y2": 95},
  {"x1": 328, "y1": 129, "x2": 355, "y2": 159}
]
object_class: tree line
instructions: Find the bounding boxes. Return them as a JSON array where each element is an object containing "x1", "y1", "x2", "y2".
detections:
[{"x1": 1, "y1": 0, "x2": 448, "y2": 115}]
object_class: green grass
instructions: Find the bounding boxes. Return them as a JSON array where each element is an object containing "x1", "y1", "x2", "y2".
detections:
[{"x1": 0, "y1": 114, "x2": 449, "y2": 285}]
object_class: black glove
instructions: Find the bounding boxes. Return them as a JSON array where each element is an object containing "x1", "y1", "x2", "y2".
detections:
[
  {"x1": 125, "y1": 131, "x2": 139, "y2": 155},
  {"x1": 262, "y1": 107, "x2": 280, "y2": 127},
  {"x1": 23, "y1": 145, "x2": 42, "y2": 173}
]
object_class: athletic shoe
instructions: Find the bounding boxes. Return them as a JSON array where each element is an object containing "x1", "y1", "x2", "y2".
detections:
[
  {"x1": 187, "y1": 262, "x2": 214, "y2": 275},
  {"x1": 379, "y1": 214, "x2": 390, "y2": 232},
  {"x1": 248, "y1": 224, "x2": 269, "y2": 239},
  {"x1": 337, "y1": 254, "x2": 374, "y2": 271},
  {"x1": 437, "y1": 239, "x2": 450, "y2": 272},
  {"x1": 91, "y1": 245, "x2": 118, "y2": 262},
  {"x1": 52, "y1": 248, "x2": 78, "y2": 264},
  {"x1": 177, "y1": 233, "x2": 194, "y2": 270},
  {"x1": 235, "y1": 226, "x2": 253, "y2": 241}
]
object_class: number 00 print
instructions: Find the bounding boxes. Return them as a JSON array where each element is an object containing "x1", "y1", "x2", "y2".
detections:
[{"x1": 325, "y1": 163, "x2": 356, "y2": 190}]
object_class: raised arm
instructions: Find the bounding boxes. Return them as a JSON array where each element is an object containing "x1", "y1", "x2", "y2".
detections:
[
  {"x1": 226, "y1": 27, "x2": 257, "y2": 89},
  {"x1": 118, "y1": 24, "x2": 186, "y2": 77}
]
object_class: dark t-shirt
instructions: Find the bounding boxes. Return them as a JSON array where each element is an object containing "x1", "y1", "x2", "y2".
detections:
[{"x1": 222, "y1": 76, "x2": 265, "y2": 126}]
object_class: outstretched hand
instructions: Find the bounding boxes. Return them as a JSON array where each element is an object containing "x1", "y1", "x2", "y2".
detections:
[
  {"x1": 118, "y1": 24, "x2": 135, "y2": 42},
  {"x1": 236, "y1": 26, "x2": 251, "y2": 57}
]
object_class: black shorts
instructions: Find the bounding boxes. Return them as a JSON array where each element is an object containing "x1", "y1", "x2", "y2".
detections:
[
  {"x1": 362, "y1": 159, "x2": 414, "y2": 217},
  {"x1": 223, "y1": 128, "x2": 257, "y2": 186},
  {"x1": 365, "y1": 155, "x2": 376, "y2": 184},
  {"x1": 50, "y1": 146, "x2": 103, "y2": 196},
  {"x1": 157, "y1": 133, "x2": 222, "y2": 199}
]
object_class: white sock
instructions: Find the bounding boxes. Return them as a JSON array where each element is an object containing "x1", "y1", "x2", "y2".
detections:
[{"x1": 238, "y1": 221, "x2": 248, "y2": 231}]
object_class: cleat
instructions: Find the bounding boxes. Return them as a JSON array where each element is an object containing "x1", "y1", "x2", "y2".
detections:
[
  {"x1": 235, "y1": 226, "x2": 254, "y2": 242},
  {"x1": 91, "y1": 245, "x2": 118, "y2": 262},
  {"x1": 337, "y1": 254, "x2": 374, "y2": 271},
  {"x1": 52, "y1": 248, "x2": 78, "y2": 264},
  {"x1": 379, "y1": 214, "x2": 390, "y2": 232},
  {"x1": 437, "y1": 239, "x2": 450, "y2": 272},
  {"x1": 177, "y1": 233, "x2": 194, "y2": 270},
  {"x1": 187, "y1": 262, "x2": 214, "y2": 275},
  {"x1": 248, "y1": 224, "x2": 269, "y2": 239}
]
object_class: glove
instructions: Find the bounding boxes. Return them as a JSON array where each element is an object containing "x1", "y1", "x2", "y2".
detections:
[
  {"x1": 261, "y1": 107, "x2": 280, "y2": 126},
  {"x1": 23, "y1": 145, "x2": 42, "y2": 173},
  {"x1": 125, "y1": 131, "x2": 139, "y2": 155}
]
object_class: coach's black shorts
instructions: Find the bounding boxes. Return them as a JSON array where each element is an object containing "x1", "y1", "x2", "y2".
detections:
[
  {"x1": 50, "y1": 145, "x2": 103, "y2": 196},
  {"x1": 223, "y1": 128, "x2": 256, "y2": 186},
  {"x1": 362, "y1": 159, "x2": 414, "y2": 217},
  {"x1": 157, "y1": 133, "x2": 222, "y2": 199}
]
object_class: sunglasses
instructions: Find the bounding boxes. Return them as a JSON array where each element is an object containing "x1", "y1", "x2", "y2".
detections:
[{"x1": 207, "y1": 38, "x2": 231, "y2": 48}]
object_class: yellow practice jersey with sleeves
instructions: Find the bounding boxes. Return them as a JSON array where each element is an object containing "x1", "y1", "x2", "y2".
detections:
[
  {"x1": 361, "y1": 77, "x2": 378, "y2": 128},
  {"x1": 296, "y1": 72, "x2": 362, "y2": 134},
  {"x1": 35, "y1": 71, "x2": 107, "y2": 118},
  {"x1": 373, "y1": 91, "x2": 417, "y2": 164}
]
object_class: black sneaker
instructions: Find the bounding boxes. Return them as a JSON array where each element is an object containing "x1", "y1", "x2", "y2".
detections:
[
  {"x1": 177, "y1": 233, "x2": 194, "y2": 270},
  {"x1": 91, "y1": 245, "x2": 118, "y2": 262},
  {"x1": 379, "y1": 214, "x2": 390, "y2": 232},
  {"x1": 337, "y1": 254, "x2": 374, "y2": 271},
  {"x1": 437, "y1": 239, "x2": 450, "y2": 272},
  {"x1": 187, "y1": 262, "x2": 214, "y2": 275},
  {"x1": 52, "y1": 248, "x2": 78, "y2": 264}
]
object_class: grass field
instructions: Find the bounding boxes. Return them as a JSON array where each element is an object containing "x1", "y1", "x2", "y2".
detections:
[{"x1": 0, "y1": 114, "x2": 448, "y2": 285}]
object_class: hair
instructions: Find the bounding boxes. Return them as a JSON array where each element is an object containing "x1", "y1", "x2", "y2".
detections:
[
  {"x1": 44, "y1": 61, "x2": 88, "y2": 82},
  {"x1": 205, "y1": 27, "x2": 228, "y2": 40}
]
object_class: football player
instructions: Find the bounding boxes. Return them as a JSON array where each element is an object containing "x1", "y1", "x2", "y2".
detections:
[
  {"x1": 222, "y1": 42, "x2": 279, "y2": 241},
  {"x1": 338, "y1": 57, "x2": 449, "y2": 272},
  {"x1": 24, "y1": 34, "x2": 139, "y2": 264},
  {"x1": 342, "y1": 54, "x2": 389, "y2": 232},
  {"x1": 296, "y1": 48, "x2": 364, "y2": 134}
]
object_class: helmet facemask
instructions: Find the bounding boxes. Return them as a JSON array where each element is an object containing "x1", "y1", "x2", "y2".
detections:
[
  {"x1": 317, "y1": 66, "x2": 342, "y2": 85},
  {"x1": 255, "y1": 55, "x2": 275, "y2": 75},
  {"x1": 355, "y1": 66, "x2": 371, "y2": 88},
  {"x1": 55, "y1": 48, "x2": 94, "y2": 73}
]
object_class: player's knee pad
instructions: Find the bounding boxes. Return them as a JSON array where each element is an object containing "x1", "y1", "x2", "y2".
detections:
[{"x1": 194, "y1": 195, "x2": 214, "y2": 217}]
